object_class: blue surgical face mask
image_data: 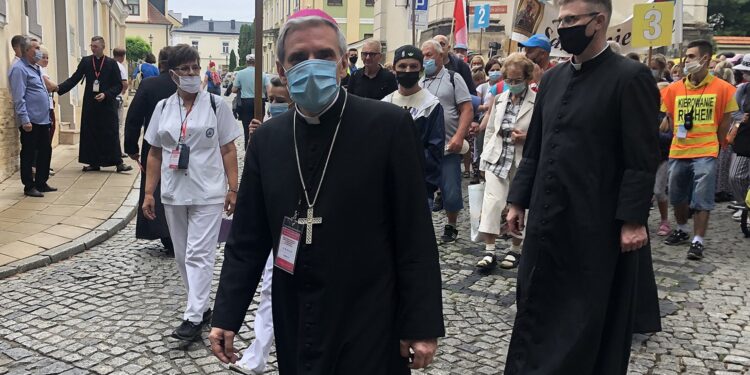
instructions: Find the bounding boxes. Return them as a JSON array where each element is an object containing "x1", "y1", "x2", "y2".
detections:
[
  {"x1": 489, "y1": 71, "x2": 502, "y2": 82},
  {"x1": 284, "y1": 59, "x2": 340, "y2": 114},
  {"x1": 424, "y1": 58, "x2": 437, "y2": 76},
  {"x1": 33, "y1": 49, "x2": 43, "y2": 63},
  {"x1": 268, "y1": 102, "x2": 290, "y2": 118}
]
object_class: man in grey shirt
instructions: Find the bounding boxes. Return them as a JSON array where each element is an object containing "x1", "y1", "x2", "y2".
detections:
[{"x1": 420, "y1": 39, "x2": 474, "y2": 243}]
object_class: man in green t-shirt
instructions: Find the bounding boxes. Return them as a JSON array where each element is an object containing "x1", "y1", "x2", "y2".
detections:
[{"x1": 232, "y1": 54, "x2": 268, "y2": 148}]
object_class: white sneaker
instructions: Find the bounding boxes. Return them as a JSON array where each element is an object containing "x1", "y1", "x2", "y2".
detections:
[{"x1": 733, "y1": 210, "x2": 743, "y2": 222}]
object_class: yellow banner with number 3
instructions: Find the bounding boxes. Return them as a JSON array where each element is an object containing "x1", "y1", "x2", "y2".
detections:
[{"x1": 632, "y1": 2, "x2": 674, "y2": 48}]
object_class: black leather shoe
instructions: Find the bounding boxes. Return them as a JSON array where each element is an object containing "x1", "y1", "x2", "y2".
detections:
[
  {"x1": 171, "y1": 320, "x2": 202, "y2": 341},
  {"x1": 82, "y1": 165, "x2": 100, "y2": 172},
  {"x1": 202, "y1": 308, "x2": 212, "y2": 325},
  {"x1": 24, "y1": 187, "x2": 44, "y2": 198},
  {"x1": 116, "y1": 163, "x2": 133, "y2": 172},
  {"x1": 37, "y1": 184, "x2": 58, "y2": 192}
]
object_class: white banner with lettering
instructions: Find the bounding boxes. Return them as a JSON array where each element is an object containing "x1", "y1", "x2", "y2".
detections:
[{"x1": 510, "y1": 0, "x2": 683, "y2": 57}]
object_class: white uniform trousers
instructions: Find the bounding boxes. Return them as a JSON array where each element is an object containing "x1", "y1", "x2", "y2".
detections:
[
  {"x1": 478, "y1": 164, "x2": 517, "y2": 235},
  {"x1": 238, "y1": 254, "x2": 275, "y2": 373},
  {"x1": 164, "y1": 203, "x2": 223, "y2": 323}
]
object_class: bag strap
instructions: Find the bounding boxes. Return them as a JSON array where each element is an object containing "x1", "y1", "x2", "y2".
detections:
[
  {"x1": 161, "y1": 93, "x2": 218, "y2": 115},
  {"x1": 209, "y1": 93, "x2": 217, "y2": 114}
]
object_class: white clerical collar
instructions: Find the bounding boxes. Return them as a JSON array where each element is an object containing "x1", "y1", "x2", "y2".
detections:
[
  {"x1": 571, "y1": 44, "x2": 610, "y2": 71},
  {"x1": 295, "y1": 90, "x2": 341, "y2": 125}
]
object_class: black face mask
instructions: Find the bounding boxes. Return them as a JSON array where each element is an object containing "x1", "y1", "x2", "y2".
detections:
[
  {"x1": 396, "y1": 71, "x2": 421, "y2": 88},
  {"x1": 557, "y1": 17, "x2": 597, "y2": 56},
  {"x1": 349, "y1": 56, "x2": 358, "y2": 65}
]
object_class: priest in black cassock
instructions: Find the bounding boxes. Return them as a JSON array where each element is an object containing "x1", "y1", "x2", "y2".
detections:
[
  {"x1": 56, "y1": 36, "x2": 131, "y2": 172},
  {"x1": 124, "y1": 46, "x2": 175, "y2": 253},
  {"x1": 209, "y1": 9, "x2": 445, "y2": 375},
  {"x1": 503, "y1": 0, "x2": 661, "y2": 374}
]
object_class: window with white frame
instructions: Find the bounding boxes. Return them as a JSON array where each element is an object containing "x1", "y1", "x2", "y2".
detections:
[
  {"x1": 222, "y1": 42, "x2": 229, "y2": 54},
  {"x1": 126, "y1": 0, "x2": 140, "y2": 16},
  {"x1": 25, "y1": 0, "x2": 42, "y2": 38},
  {"x1": 0, "y1": 0, "x2": 7, "y2": 26}
]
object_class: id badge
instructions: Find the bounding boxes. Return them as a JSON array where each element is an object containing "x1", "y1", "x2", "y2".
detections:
[
  {"x1": 168, "y1": 147, "x2": 181, "y2": 169},
  {"x1": 92, "y1": 79, "x2": 100, "y2": 93},
  {"x1": 275, "y1": 216, "x2": 303, "y2": 274},
  {"x1": 677, "y1": 125, "x2": 688, "y2": 140}
]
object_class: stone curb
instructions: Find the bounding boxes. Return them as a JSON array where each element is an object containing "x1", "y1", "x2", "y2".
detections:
[{"x1": 0, "y1": 188, "x2": 139, "y2": 280}]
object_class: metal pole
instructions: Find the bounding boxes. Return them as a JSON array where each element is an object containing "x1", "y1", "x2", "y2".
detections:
[
  {"x1": 254, "y1": 0, "x2": 263, "y2": 121},
  {"x1": 411, "y1": 0, "x2": 417, "y2": 46},
  {"x1": 482, "y1": 28, "x2": 484, "y2": 56}
]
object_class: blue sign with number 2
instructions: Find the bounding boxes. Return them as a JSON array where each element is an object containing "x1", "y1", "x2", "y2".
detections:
[{"x1": 474, "y1": 4, "x2": 490, "y2": 29}]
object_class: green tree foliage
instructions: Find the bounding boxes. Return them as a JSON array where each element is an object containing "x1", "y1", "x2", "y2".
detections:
[
  {"x1": 708, "y1": 0, "x2": 750, "y2": 36},
  {"x1": 229, "y1": 49, "x2": 237, "y2": 71},
  {"x1": 238, "y1": 23, "x2": 255, "y2": 68},
  {"x1": 125, "y1": 36, "x2": 152, "y2": 63}
]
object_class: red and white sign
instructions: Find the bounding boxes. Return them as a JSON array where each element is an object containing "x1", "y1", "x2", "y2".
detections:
[{"x1": 491, "y1": 5, "x2": 508, "y2": 14}]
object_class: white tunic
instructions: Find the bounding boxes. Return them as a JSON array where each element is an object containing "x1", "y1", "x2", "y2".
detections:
[{"x1": 144, "y1": 92, "x2": 242, "y2": 206}]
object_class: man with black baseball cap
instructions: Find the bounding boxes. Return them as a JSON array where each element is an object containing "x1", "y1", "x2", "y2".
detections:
[{"x1": 383, "y1": 45, "x2": 445, "y2": 203}]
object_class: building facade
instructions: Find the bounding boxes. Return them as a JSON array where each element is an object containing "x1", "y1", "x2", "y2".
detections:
[
  {"x1": 0, "y1": 0, "x2": 128, "y2": 182},
  {"x1": 373, "y1": 0, "x2": 709, "y2": 63},
  {"x1": 374, "y1": 0, "x2": 511, "y2": 63},
  {"x1": 172, "y1": 16, "x2": 250, "y2": 71},
  {"x1": 261, "y1": 0, "x2": 375, "y2": 73},
  {"x1": 125, "y1": 0, "x2": 174, "y2": 60}
]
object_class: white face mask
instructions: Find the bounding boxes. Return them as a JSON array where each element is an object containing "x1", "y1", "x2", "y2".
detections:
[
  {"x1": 683, "y1": 58, "x2": 705, "y2": 76},
  {"x1": 171, "y1": 71, "x2": 201, "y2": 93}
]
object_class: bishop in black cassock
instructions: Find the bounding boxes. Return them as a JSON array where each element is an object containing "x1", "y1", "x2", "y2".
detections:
[
  {"x1": 212, "y1": 87, "x2": 445, "y2": 374},
  {"x1": 503, "y1": 18, "x2": 662, "y2": 375},
  {"x1": 57, "y1": 44, "x2": 125, "y2": 169}
]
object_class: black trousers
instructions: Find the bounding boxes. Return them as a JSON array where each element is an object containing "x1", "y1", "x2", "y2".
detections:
[
  {"x1": 239, "y1": 98, "x2": 265, "y2": 150},
  {"x1": 20, "y1": 124, "x2": 51, "y2": 190}
]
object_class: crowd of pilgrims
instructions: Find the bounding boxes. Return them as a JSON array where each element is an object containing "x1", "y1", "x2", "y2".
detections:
[{"x1": 13, "y1": 1, "x2": 750, "y2": 374}]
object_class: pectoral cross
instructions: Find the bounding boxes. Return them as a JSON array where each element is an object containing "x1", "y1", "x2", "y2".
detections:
[{"x1": 297, "y1": 206, "x2": 322, "y2": 244}]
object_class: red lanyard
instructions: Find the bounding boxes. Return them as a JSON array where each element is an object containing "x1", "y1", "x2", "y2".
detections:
[
  {"x1": 92, "y1": 56, "x2": 105, "y2": 79},
  {"x1": 179, "y1": 99, "x2": 194, "y2": 143}
]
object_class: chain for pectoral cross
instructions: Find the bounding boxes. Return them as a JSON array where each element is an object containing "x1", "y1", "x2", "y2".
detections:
[{"x1": 292, "y1": 91, "x2": 348, "y2": 245}]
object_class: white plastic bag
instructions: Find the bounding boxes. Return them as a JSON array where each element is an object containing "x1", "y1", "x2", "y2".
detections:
[{"x1": 468, "y1": 183, "x2": 485, "y2": 242}]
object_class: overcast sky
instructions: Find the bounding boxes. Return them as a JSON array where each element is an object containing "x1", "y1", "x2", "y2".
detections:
[{"x1": 169, "y1": 0, "x2": 255, "y2": 22}]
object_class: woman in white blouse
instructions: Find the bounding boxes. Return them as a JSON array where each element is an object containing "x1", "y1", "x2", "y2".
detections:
[
  {"x1": 142, "y1": 45, "x2": 241, "y2": 341},
  {"x1": 476, "y1": 53, "x2": 537, "y2": 271}
]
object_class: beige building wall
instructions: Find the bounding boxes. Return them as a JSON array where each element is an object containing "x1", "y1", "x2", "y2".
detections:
[
  {"x1": 0, "y1": 0, "x2": 128, "y2": 183},
  {"x1": 172, "y1": 32, "x2": 239, "y2": 71},
  {"x1": 125, "y1": 0, "x2": 171, "y2": 60},
  {"x1": 261, "y1": 0, "x2": 375, "y2": 73},
  {"x1": 127, "y1": 23, "x2": 170, "y2": 58}
]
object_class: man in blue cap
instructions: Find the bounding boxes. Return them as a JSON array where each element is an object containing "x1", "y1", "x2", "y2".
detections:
[
  {"x1": 453, "y1": 43, "x2": 469, "y2": 62},
  {"x1": 519, "y1": 34, "x2": 552, "y2": 72}
]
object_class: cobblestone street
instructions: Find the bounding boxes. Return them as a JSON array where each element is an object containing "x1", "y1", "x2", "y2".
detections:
[
  {"x1": 1, "y1": 195, "x2": 750, "y2": 374},
  {"x1": 2, "y1": 122, "x2": 750, "y2": 374}
]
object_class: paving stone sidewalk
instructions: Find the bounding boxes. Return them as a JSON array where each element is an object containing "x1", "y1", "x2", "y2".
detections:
[{"x1": 0, "y1": 144, "x2": 138, "y2": 279}]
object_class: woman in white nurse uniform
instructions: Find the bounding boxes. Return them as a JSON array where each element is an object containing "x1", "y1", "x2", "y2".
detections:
[{"x1": 143, "y1": 44, "x2": 241, "y2": 341}]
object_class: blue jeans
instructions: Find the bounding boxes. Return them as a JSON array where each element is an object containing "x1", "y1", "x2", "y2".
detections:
[
  {"x1": 440, "y1": 153, "x2": 464, "y2": 212},
  {"x1": 668, "y1": 157, "x2": 717, "y2": 211}
]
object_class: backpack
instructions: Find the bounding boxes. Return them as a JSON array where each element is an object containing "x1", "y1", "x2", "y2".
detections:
[
  {"x1": 733, "y1": 84, "x2": 750, "y2": 157},
  {"x1": 211, "y1": 71, "x2": 222, "y2": 86}
]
